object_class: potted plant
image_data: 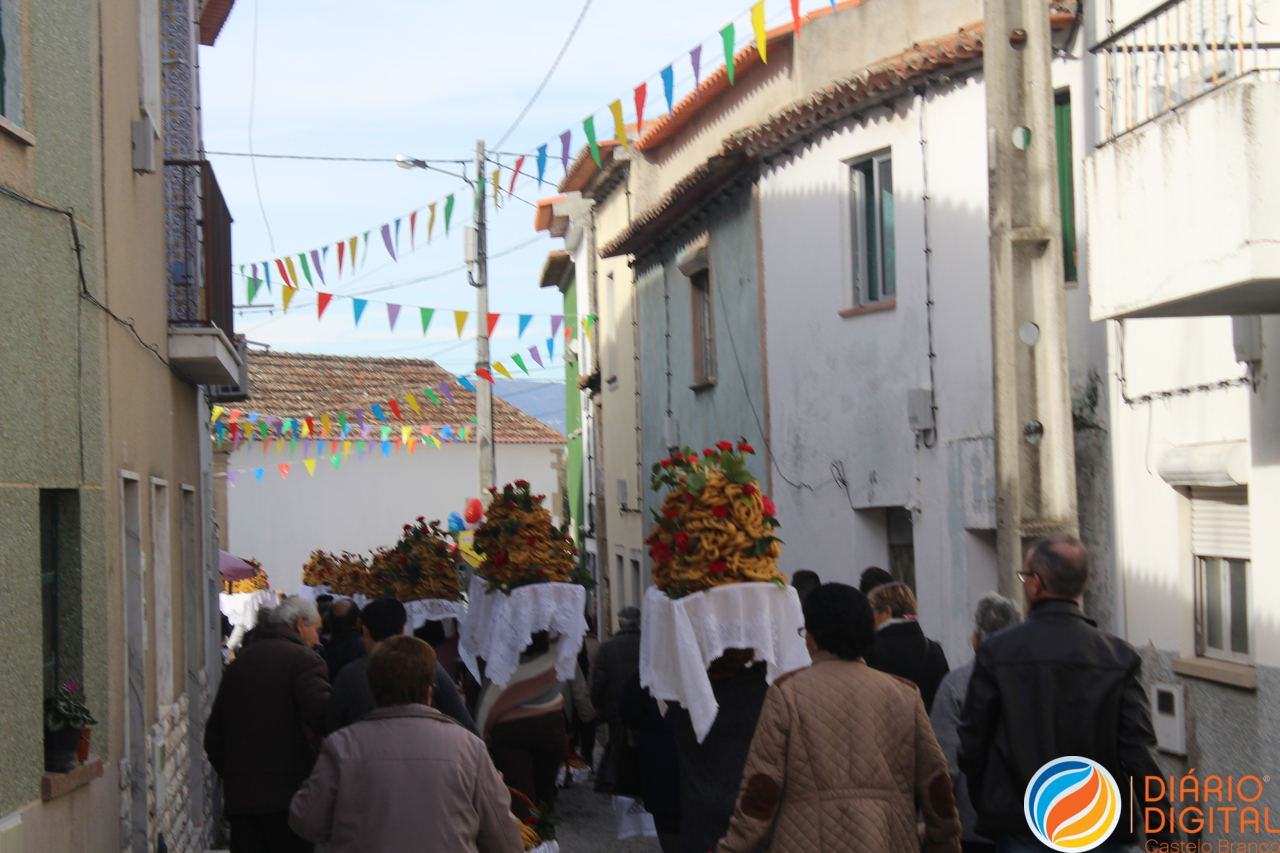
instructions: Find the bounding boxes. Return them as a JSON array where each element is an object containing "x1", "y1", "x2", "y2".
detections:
[{"x1": 44, "y1": 683, "x2": 97, "y2": 773}]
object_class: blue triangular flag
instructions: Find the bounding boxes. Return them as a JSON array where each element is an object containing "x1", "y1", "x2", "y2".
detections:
[
  {"x1": 381, "y1": 440, "x2": 392, "y2": 457},
  {"x1": 547, "y1": 336, "x2": 555, "y2": 360},
  {"x1": 536, "y1": 145, "x2": 547, "y2": 187},
  {"x1": 661, "y1": 65, "x2": 675, "y2": 116},
  {"x1": 253, "y1": 467, "x2": 264, "y2": 482},
  {"x1": 518, "y1": 315, "x2": 532, "y2": 338},
  {"x1": 353, "y1": 298, "x2": 368, "y2": 325},
  {"x1": 456, "y1": 376, "x2": 477, "y2": 393},
  {"x1": 371, "y1": 402, "x2": 385, "y2": 421}
]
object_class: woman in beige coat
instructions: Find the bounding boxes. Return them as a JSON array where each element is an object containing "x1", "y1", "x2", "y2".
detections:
[{"x1": 716, "y1": 583, "x2": 962, "y2": 853}]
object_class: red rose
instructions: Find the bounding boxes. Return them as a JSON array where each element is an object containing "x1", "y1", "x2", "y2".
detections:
[
  {"x1": 712, "y1": 505, "x2": 729, "y2": 518},
  {"x1": 660, "y1": 458, "x2": 673, "y2": 468},
  {"x1": 716, "y1": 440, "x2": 734, "y2": 451},
  {"x1": 762, "y1": 497, "x2": 777, "y2": 516},
  {"x1": 737, "y1": 443, "x2": 755, "y2": 454},
  {"x1": 663, "y1": 506, "x2": 680, "y2": 519},
  {"x1": 515, "y1": 479, "x2": 530, "y2": 488},
  {"x1": 709, "y1": 560, "x2": 727, "y2": 574},
  {"x1": 686, "y1": 454, "x2": 699, "y2": 463},
  {"x1": 742, "y1": 484, "x2": 757, "y2": 496},
  {"x1": 493, "y1": 554, "x2": 507, "y2": 568},
  {"x1": 527, "y1": 537, "x2": 538, "y2": 545},
  {"x1": 674, "y1": 531, "x2": 690, "y2": 552},
  {"x1": 416, "y1": 516, "x2": 425, "y2": 523},
  {"x1": 524, "y1": 816, "x2": 537, "y2": 826},
  {"x1": 703, "y1": 448, "x2": 716, "y2": 457}
]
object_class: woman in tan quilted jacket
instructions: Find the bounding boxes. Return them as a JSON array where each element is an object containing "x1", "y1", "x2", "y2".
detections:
[{"x1": 715, "y1": 583, "x2": 962, "y2": 853}]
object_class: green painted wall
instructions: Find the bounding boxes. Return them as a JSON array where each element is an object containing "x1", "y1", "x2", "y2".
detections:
[
  {"x1": 563, "y1": 273, "x2": 584, "y2": 547},
  {"x1": 0, "y1": 0, "x2": 108, "y2": 816}
]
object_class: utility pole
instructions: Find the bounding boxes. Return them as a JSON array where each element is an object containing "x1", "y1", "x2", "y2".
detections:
[
  {"x1": 985, "y1": 0, "x2": 1078, "y2": 595},
  {"x1": 473, "y1": 139, "x2": 496, "y2": 492}
]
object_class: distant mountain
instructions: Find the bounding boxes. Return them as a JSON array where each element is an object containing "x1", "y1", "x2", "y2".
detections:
[{"x1": 493, "y1": 379, "x2": 566, "y2": 434}]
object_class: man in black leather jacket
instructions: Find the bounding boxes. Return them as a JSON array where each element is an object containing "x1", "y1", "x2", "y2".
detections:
[{"x1": 958, "y1": 535, "x2": 1170, "y2": 851}]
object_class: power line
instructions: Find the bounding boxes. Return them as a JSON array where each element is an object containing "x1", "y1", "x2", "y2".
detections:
[
  {"x1": 246, "y1": 0, "x2": 275, "y2": 251},
  {"x1": 207, "y1": 151, "x2": 469, "y2": 165},
  {"x1": 495, "y1": 0, "x2": 594, "y2": 149}
]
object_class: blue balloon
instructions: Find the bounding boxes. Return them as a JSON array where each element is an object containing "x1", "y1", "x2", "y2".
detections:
[{"x1": 448, "y1": 512, "x2": 465, "y2": 532}]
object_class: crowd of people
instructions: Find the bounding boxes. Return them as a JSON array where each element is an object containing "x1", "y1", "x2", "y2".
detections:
[{"x1": 204, "y1": 534, "x2": 1171, "y2": 853}]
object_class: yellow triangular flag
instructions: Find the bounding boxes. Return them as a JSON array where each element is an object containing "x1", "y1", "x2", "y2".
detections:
[
  {"x1": 454, "y1": 311, "x2": 469, "y2": 338},
  {"x1": 275, "y1": 440, "x2": 283, "y2": 456},
  {"x1": 494, "y1": 362, "x2": 513, "y2": 380},
  {"x1": 406, "y1": 393, "x2": 421, "y2": 417},
  {"x1": 301, "y1": 420, "x2": 310, "y2": 437},
  {"x1": 427, "y1": 202, "x2": 437, "y2": 243},
  {"x1": 583, "y1": 317, "x2": 593, "y2": 342},
  {"x1": 282, "y1": 285, "x2": 298, "y2": 312},
  {"x1": 348, "y1": 236, "x2": 358, "y2": 269},
  {"x1": 304, "y1": 459, "x2": 316, "y2": 476},
  {"x1": 211, "y1": 406, "x2": 226, "y2": 422},
  {"x1": 408, "y1": 436, "x2": 416, "y2": 453},
  {"x1": 752, "y1": 1, "x2": 768, "y2": 63},
  {"x1": 343, "y1": 440, "x2": 352, "y2": 458},
  {"x1": 492, "y1": 168, "x2": 501, "y2": 207},
  {"x1": 429, "y1": 435, "x2": 442, "y2": 448},
  {"x1": 401, "y1": 426, "x2": 411, "y2": 443},
  {"x1": 321, "y1": 414, "x2": 331, "y2": 437},
  {"x1": 609, "y1": 100, "x2": 630, "y2": 151},
  {"x1": 285, "y1": 256, "x2": 300, "y2": 287}
]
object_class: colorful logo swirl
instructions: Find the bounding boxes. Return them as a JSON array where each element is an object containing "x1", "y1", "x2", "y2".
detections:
[{"x1": 1024, "y1": 757, "x2": 1122, "y2": 851}]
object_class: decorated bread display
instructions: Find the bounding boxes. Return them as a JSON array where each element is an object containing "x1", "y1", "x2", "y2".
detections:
[
  {"x1": 646, "y1": 440, "x2": 784, "y2": 597},
  {"x1": 301, "y1": 517, "x2": 463, "y2": 601},
  {"x1": 222, "y1": 560, "x2": 271, "y2": 594},
  {"x1": 473, "y1": 480, "x2": 584, "y2": 593}
]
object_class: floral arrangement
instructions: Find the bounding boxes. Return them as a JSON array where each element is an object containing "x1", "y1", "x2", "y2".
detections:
[
  {"x1": 474, "y1": 480, "x2": 589, "y2": 594},
  {"x1": 646, "y1": 439, "x2": 784, "y2": 598},
  {"x1": 44, "y1": 683, "x2": 97, "y2": 733},
  {"x1": 222, "y1": 560, "x2": 270, "y2": 594},
  {"x1": 300, "y1": 519, "x2": 463, "y2": 601},
  {"x1": 509, "y1": 786, "x2": 559, "y2": 850}
]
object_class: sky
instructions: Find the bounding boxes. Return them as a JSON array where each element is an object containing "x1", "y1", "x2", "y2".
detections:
[{"x1": 197, "y1": 0, "x2": 801, "y2": 379}]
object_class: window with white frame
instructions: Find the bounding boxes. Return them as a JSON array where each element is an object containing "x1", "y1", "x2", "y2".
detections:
[
  {"x1": 850, "y1": 150, "x2": 895, "y2": 305},
  {"x1": 1191, "y1": 486, "x2": 1251, "y2": 662}
]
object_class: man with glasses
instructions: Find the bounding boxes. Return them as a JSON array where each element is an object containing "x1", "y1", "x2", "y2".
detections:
[{"x1": 957, "y1": 535, "x2": 1170, "y2": 852}]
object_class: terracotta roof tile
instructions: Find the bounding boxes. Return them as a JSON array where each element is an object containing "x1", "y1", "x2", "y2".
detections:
[{"x1": 237, "y1": 350, "x2": 564, "y2": 444}]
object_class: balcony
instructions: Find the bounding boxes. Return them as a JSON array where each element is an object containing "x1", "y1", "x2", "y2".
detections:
[
  {"x1": 1084, "y1": 0, "x2": 1280, "y2": 319},
  {"x1": 165, "y1": 160, "x2": 244, "y2": 387}
]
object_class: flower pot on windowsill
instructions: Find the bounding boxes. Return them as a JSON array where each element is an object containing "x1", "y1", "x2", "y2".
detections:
[{"x1": 43, "y1": 683, "x2": 98, "y2": 774}]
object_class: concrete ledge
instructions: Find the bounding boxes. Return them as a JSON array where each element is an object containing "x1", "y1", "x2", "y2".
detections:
[
  {"x1": 41, "y1": 755, "x2": 104, "y2": 802},
  {"x1": 839, "y1": 299, "x2": 896, "y2": 318},
  {"x1": 0, "y1": 116, "x2": 35, "y2": 147},
  {"x1": 1172, "y1": 656, "x2": 1258, "y2": 690}
]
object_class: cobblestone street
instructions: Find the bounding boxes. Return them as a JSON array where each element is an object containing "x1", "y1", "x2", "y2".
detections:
[{"x1": 554, "y1": 784, "x2": 661, "y2": 853}]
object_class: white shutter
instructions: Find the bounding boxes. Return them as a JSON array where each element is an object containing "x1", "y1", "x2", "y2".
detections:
[{"x1": 1190, "y1": 486, "x2": 1250, "y2": 559}]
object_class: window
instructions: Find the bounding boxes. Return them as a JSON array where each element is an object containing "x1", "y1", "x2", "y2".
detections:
[
  {"x1": 1055, "y1": 90, "x2": 1078, "y2": 282},
  {"x1": 851, "y1": 152, "x2": 895, "y2": 304},
  {"x1": 886, "y1": 506, "x2": 915, "y2": 593},
  {"x1": 1191, "y1": 487, "x2": 1251, "y2": 661},
  {"x1": 0, "y1": 0, "x2": 24, "y2": 125},
  {"x1": 690, "y1": 269, "x2": 716, "y2": 387},
  {"x1": 41, "y1": 490, "x2": 81, "y2": 696},
  {"x1": 616, "y1": 551, "x2": 626, "y2": 606},
  {"x1": 631, "y1": 553, "x2": 643, "y2": 608}
]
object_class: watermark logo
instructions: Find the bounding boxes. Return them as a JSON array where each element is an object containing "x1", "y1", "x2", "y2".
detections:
[{"x1": 1025, "y1": 757, "x2": 1122, "y2": 851}]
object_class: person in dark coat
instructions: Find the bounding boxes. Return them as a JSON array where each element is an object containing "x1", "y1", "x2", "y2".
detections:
[
  {"x1": 669, "y1": 649, "x2": 768, "y2": 853},
  {"x1": 322, "y1": 599, "x2": 366, "y2": 681},
  {"x1": 864, "y1": 581, "x2": 950, "y2": 712},
  {"x1": 204, "y1": 597, "x2": 330, "y2": 853},
  {"x1": 592, "y1": 606, "x2": 643, "y2": 794},
  {"x1": 326, "y1": 598, "x2": 474, "y2": 734},
  {"x1": 959, "y1": 536, "x2": 1171, "y2": 852},
  {"x1": 619, "y1": 672, "x2": 680, "y2": 853}
]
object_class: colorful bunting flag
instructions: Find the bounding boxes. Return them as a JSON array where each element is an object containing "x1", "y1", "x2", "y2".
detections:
[
  {"x1": 439, "y1": 383, "x2": 454, "y2": 403},
  {"x1": 691, "y1": 46, "x2": 703, "y2": 98},
  {"x1": 304, "y1": 459, "x2": 316, "y2": 476},
  {"x1": 454, "y1": 311, "x2": 468, "y2": 338},
  {"x1": 286, "y1": 257, "x2": 301, "y2": 288},
  {"x1": 790, "y1": 0, "x2": 803, "y2": 37},
  {"x1": 584, "y1": 116, "x2": 601, "y2": 167},
  {"x1": 512, "y1": 354, "x2": 529, "y2": 374},
  {"x1": 493, "y1": 362, "x2": 512, "y2": 380},
  {"x1": 353, "y1": 298, "x2": 368, "y2": 326},
  {"x1": 661, "y1": 65, "x2": 675, "y2": 115},
  {"x1": 388, "y1": 399, "x2": 402, "y2": 420},
  {"x1": 427, "y1": 202, "x2": 437, "y2": 243},
  {"x1": 387, "y1": 303, "x2": 401, "y2": 331},
  {"x1": 227, "y1": 471, "x2": 238, "y2": 486},
  {"x1": 536, "y1": 145, "x2": 547, "y2": 186},
  {"x1": 407, "y1": 393, "x2": 421, "y2": 416},
  {"x1": 331, "y1": 454, "x2": 341, "y2": 470},
  {"x1": 361, "y1": 231, "x2": 371, "y2": 267},
  {"x1": 253, "y1": 468, "x2": 264, "y2": 483},
  {"x1": 509, "y1": 156, "x2": 525, "y2": 195},
  {"x1": 492, "y1": 168, "x2": 501, "y2": 207},
  {"x1": 722, "y1": 24, "x2": 737, "y2": 84},
  {"x1": 410, "y1": 211, "x2": 418, "y2": 249},
  {"x1": 317, "y1": 293, "x2": 332, "y2": 320},
  {"x1": 311, "y1": 249, "x2": 325, "y2": 285},
  {"x1": 529, "y1": 346, "x2": 544, "y2": 368},
  {"x1": 276, "y1": 461, "x2": 290, "y2": 479},
  {"x1": 420, "y1": 307, "x2": 435, "y2": 335},
  {"x1": 401, "y1": 425, "x2": 411, "y2": 443},
  {"x1": 337, "y1": 240, "x2": 346, "y2": 277},
  {"x1": 371, "y1": 403, "x2": 385, "y2": 422},
  {"x1": 444, "y1": 195, "x2": 455, "y2": 235},
  {"x1": 424, "y1": 387, "x2": 441, "y2": 407},
  {"x1": 297, "y1": 254, "x2": 312, "y2": 287},
  {"x1": 560, "y1": 131, "x2": 572, "y2": 173},
  {"x1": 282, "y1": 285, "x2": 298, "y2": 312},
  {"x1": 394, "y1": 218, "x2": 401, "y2": 255},
  {"x1": 486, "y1": 313, "x2": 500, "y2": 337},
  {"x1": 211, "y1": 406, "x2": 226, "y2": 422},
  {"x1": 380, "y1": 425, "x2": 391, "y2": 441},
  {"x1": 276, "y1": 258, "x2": 292, "y2": 287},
  {"x1": 457, "y1": 376, "x2": 477, "y2": 392},
  {"x1": 380, "y1": 223, "x2": 397, "y2": 262},
  {"x1": 348, "y1": 236, "x2": 358, "y2": 270},
  {"x1": 635, "y1": 83, "x2": 647, "y2": 138},
  {"x1": 752, "y1": 2, "x2": 768, "y2": 62},
  {"x1": 550, "y1": 315, "x2": 564, "y2": 338},
  {"x1": 609, "y1": 100, "x2": 629, "y2": 151},
  {"x1": 547, "y1": 336, "x2": 556, "y2": 360}
]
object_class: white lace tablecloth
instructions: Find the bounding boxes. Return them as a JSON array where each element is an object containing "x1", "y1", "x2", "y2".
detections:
[
  {"x1": 219, "y1": 590, "x2": 276, "y2": 629},
  {"x1": 458, "y1": 576, "x2": 586, "y2": 688},
  {"x1": 298, "y1": 585, "x2": 466, "y2": 630},
  {"x1": 640, "y1": 582, "x2": 810, "y2": 743}
]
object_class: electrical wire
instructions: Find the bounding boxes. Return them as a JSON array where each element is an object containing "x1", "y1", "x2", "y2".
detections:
[
  {"x1": 207, "y1": 151, "x2": 467, "y2": 165},
  {"x1": 246, "y1": 0, "x2": 275, "y2": 251},
  {"x1": 495, "y1": 0, "x2": 595, "y2": 149}
]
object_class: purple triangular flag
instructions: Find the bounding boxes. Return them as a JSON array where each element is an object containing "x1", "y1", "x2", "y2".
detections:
[
  {"x1": 362, "y1": 424, "x2": 372, "y2": 440},
  {"x1": 380, "y1": 224, "x2": 397, "y2": 262},
  {"x1": 550, "y1": 315, "x2": 563, "y2": 338},
  {"x1": 303, "y1": 439, "x2": 312, "y2": 457},
  {"x1": 691, "y1": 45, "x2": 703, "y2": 99},
  {"x1": 226, "y1": 471, "x2": 238, "y2": 486},
  {"x1": 440, "y1": 382, "x2": 455, "y2": 404},
  {"x1": 387, "y1": 303, "x2": 401, "y2": 331},
  {"x1": 311, "y1": 249, "x2": 325, "y2": 284},
  {"x1": 529, "y1": 345, "x2": 544, "y2": 368},
  {"x1": 356, "y1": 408, "x2": 364, "y2": 430},
  {"x1": 560, "y1": 130, "x2": 572, "y2": 173}
]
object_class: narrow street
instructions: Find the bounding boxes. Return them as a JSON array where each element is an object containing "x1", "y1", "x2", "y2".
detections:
[{"x1": 554, "y1": 785, "x2": 661, "y2": 853}]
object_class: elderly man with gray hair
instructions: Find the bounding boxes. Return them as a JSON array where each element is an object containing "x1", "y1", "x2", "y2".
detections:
[
  {"x1": 930, "y1": 593, "x2": 1022, "y2": 853},
  {"x1": 206, "y1": 596, "x2": 331, "y2": 853}
]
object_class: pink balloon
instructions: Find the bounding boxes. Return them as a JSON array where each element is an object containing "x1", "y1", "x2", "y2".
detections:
[{"x1": 465, "y1": 498, "x2": 484, "y2": 524}]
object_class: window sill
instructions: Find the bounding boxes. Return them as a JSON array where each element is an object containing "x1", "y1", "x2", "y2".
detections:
[
  {"x1": 690, "y1": 379, "x2": 717, "y2": 393},
  {"x1": 1171, "y1": 656, "x2": 1257, "y2": 690},
  {"x1": 839, "y1": 300, "x2": 896, "y2": 318},
  {"x1": 0, "y1": 116, "x2": 35, "y2": 147},
  {"x1": 41, "y1": 755, "x2": 104, "y2": 802}
]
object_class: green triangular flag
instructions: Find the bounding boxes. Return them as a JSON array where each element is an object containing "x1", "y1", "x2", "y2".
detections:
[
  {"x1": 290, "y1": 438, "x2": 297, "y2": 455},
  {"x1": 721, "y1": 23, "x2": 736, "y2": 85},
  {"x1": 423, "y1": 388, "x2": 441, "y2": 407},
  {"x1": 247, "y1": 277, "x2": 261, "y2": 304},
  {"x1": 361, "y1": 231, "x2": 371, "y2": 267},
  {"x1": 511, "y1": 354, "x2": 528, "y2": 375},
  {"x1": 420, "y1": 307, "x2": 435, "y2": 335},
  {"x1": 339, "y1": 412, "x2": 347, "y2": 433},
  {"x1": 444, "y1": 195, "x2": 455, "y2": 235},
  {"x1": 476, "y1": 174, "x2": 485, "y2": 214},
  {"x1": 298, "y1": 253, "x2": 313, "y2": 286},
  {"x1": 584, "y1": 116, "x2": 601, "y2": 167},
  {"x1": 331, "y1": 454, "x2": 341, "y2": 470}
]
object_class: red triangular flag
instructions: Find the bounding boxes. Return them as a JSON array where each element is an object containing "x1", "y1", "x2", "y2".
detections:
[
  {"x1": 635, "y1": 83, "x2": 647, "y2": 137},
  {"x1": 278, "y1": 463, "x2": 290, "y2": 479},
  {"x1": 791, "y1": 0, "x2": 803, "y2": 36},
  {"x1": 274, "y1": 258, "x2": 292, "y2": 287},
  {"x1": 337, "y1": 241, "x2": 345, "y2": 277},
  {"x1": 509, "y1": 156, "x2": 525, "y2": 195},
  {"x1": 387, "y1": 399, "x2": 402, "y2": 420},
  {"x1": 476, "y1": 368, "x2": 495, "y2": 383},
  {"x1": 487, "y1": 313, "x2": 500, "y2": 337},
  {"x1": 410, "y1": 211, "x2": 418, "y2": 248},
  {"x1": 318, "y1": 293, "x2": 333, "y2": 320}
]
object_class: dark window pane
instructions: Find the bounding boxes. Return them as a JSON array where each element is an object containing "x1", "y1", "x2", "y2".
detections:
[
  {"x1": 1203, "y1": 557, "x2": 1223, "y2": 650},
  {"x1": 879, "y1": 157, "x2": 895, "y2": 296},
  {"x1": 1055, "y1": 91, "x2": 1077, "y2": 282},
  {"x1": 1229, "y1": 559, "x2": 1249, "y2": 654},
  {"x1": 863, "y1": 164, "x2": 879, "y2": 301}
]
